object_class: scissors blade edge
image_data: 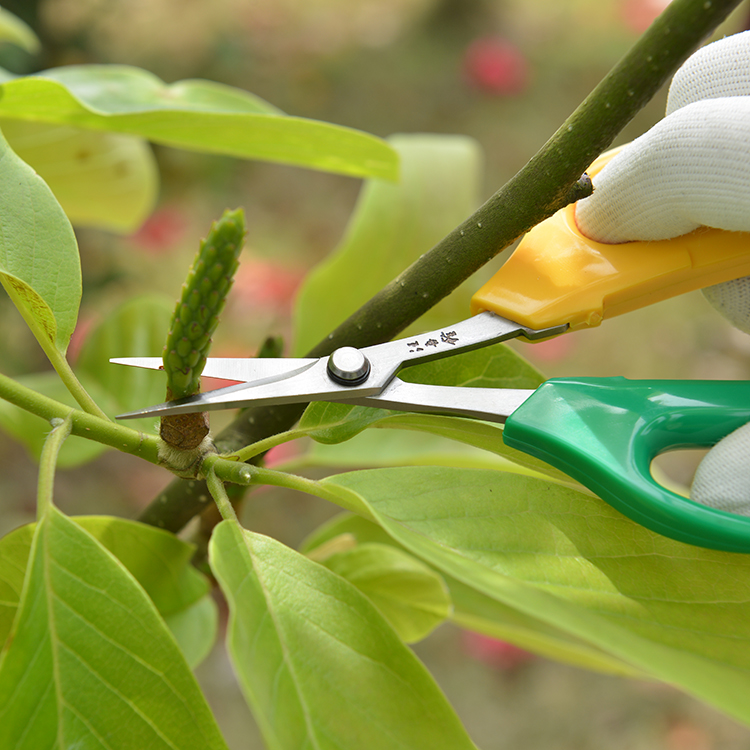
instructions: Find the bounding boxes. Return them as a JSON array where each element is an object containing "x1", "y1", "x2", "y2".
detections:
[{"x1": 110, "y1": 356, "x2": 319, "y2": 383}]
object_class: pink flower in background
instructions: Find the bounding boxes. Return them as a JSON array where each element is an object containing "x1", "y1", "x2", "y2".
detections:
[
  {"x1": 664, "y1": 718, "x2": 713, "y2": 750},
  {"x1": 130, "y1": 207, "x2": 187, "y2": 253},
  {"x1": 463, "y1": 37, "x2": 530, "y2": 96},
  {"x1": 524, "y1": 334, "x2": 574, "y2": 364},
  {"x1": 621, "y1": 0, "x2": 674, "y2": 33},
  {"x1": 231, "y1": 259, "x2": 305, "y2": 312},
  {"x1": 67, "y1": 316, "x2": 96, "y2": 363},
  {"x1": 462, "y1": 631, "x2": 535, "y2": 670},
  {"x1": 264, "y1": 441, "x2": 300, "y2": 467}
]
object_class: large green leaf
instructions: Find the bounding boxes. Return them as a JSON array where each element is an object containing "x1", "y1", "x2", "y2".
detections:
[
  {"x1": 209, "y1": 519, "x2": 477, "y2": 750},
  {"x1": 362, "y1": 414, "x2": 578, "y2": 485},
  {"x1": 302, "y1": 513, "x2": 643, "y2": 677},
  {"x1": 293, "y1": 134, "x2": 482, "y2": 354},
  {"x1": 1, "y1": 119, "x2": 158, "y2": 232},
  {"x1": 301, "y1": 408, "x2": 572, "y2": 481},
  {"x1": 0, "y1": 125, "x2": 81, "y2": 356},
  {"x1": 322, "y1": 467, "x2": 750, "y2": 724},
  {"x1": 163, "y1": 596, "x2": 218, "y2": 670},
  {"x1": 303, "y1": 425, "x2": 528, "y2": 471},
  {"x1": 0, "y1": 516, "x2": 214, "y2": 666},
  {"x1": 0, "y1": 521, "x2": 29, "y2": 646},
  {"x1": 0, "y1": 507, "x2": 228, "y2": 749},
  {"x1": 0, "y1": 65, "x2": 398, "y2": 180}
]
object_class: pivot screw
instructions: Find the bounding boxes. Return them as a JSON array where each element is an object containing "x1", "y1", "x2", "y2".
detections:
[{"x1": 328, "y1": 347, "x2": 371, "y2": 385}]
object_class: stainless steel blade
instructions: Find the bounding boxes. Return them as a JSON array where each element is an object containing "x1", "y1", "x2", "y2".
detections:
[
  {"x1": 342, "y1": 377, "x2": 535, "y2": 423},
  {"x1": 109, "y1": 356, "x2": 318, "y2": 383},
  {"x1": 115, "y1": 357, "x2": 384, "y2": 419}
]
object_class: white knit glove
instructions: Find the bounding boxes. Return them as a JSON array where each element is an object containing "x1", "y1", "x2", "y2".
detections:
[{"x1": 575, "y1": 31, "x2": 750, "y2": 515}]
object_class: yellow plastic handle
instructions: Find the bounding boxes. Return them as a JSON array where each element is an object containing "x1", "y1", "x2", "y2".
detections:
[{"x1": 471, "y1": 150, "x2": 750, "y2": 331}]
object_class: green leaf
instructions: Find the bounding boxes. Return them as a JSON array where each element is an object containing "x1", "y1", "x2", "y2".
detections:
[
  {"x1": 446, "y1": 574, "x2": 643, "y2": 677},
  {"x1": 370, "y1": 414, "x2": 577, "y2": 485},
  {"x1": 293, "y1": 133, "x2": 482, "y2": 354},
  {"x1": 0, "y1": 7, "x2": 40, "y2": 54},
  {"x1": 164, "y1": 595, "x2": 218, "y2": 670},
  {"x1": 1, "y1": 119, "x2": 158, "y2": 232},
  {"x1": 322, "y1": 467, "x2": 750, "y2": 724},
  {"x1": 302, "y1": 513, "x2": 643, "y2": 677},
  {"x1": 0, "y1": 507, "x2": 228, "y2": 749},
  {"x1": 399, "y1": 338, "x2": 545, "y2": 391},
  {"x1": 0, "y1": 516, "x2": 210, "y2": 648},
  {"x1": 0, "y1": 515, "x2": 217, "y2": 669},
  {"x1": 300, "y1": 400, "x2": 392, "y2": 444},
  {"x1": 0, "y1": 522, "x2": 29, "y2": 646},
  {"x1": 319, "y1": 542, "x2": 451, "y2": 643},
  {"x1": 304, "y1": 425, "x2": 525, "y2": 471},
  {"x1": 0, "y1": 65, "x2": 398, "y2": 180},
  {"x1": 299, "y1": 512, "x2": 411, "y2": 556},
  {"x1": 73, "y1": 516, "x2": 210, "y2": 614},
  {"x1": 0, "y1": 125, "x2": 81, "y2": 356},
  {"x1": 209, "y1": 519, "x2": 477, "y2": 750}
]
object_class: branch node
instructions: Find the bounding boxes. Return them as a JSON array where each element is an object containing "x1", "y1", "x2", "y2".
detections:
[{"x1": 565, "y1": 173, "x2": 594, "y2": 205}]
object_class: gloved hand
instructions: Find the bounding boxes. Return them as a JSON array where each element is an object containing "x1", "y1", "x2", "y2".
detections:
[{"x1": 575, "y1": 31, "x2": 750, "y2": 515}]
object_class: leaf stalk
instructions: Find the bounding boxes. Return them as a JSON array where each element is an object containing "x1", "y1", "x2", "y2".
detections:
[{"x1": 37, "y1": 412, "x2": 72, "y2": 519}]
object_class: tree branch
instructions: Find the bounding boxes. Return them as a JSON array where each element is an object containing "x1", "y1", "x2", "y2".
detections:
[{"x1": 139, "y1": 0, "x2": 745, "y2": 533}]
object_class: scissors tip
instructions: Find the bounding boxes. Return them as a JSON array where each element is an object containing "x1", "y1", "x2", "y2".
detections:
[
  {"x1": 115, "y1": 400, "x2": 182, "y2": 419},
  {"x1": 115, "y1": 408, "x2": 159, "y2": 420},
  {"x1": 109, "y1": 357, "x2": 165, "y2": 370}
]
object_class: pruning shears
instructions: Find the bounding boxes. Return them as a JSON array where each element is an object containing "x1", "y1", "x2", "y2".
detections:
[{"x1": 112, "y1": 152, "x2": 750, "y2": 553}]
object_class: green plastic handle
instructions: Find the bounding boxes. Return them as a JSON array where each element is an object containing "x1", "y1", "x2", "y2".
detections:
[{"x1": 503, "y1": 378, "x2": 750, "y2": 552}]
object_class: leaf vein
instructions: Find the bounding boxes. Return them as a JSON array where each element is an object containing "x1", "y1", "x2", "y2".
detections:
[{"x1": 58, "y1": 642, "x2": 182, "y2": 750}]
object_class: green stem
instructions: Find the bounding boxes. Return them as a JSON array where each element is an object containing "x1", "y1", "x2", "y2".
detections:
[
  {"x1": 228, "y1": 426, "x2": 312, "y2": 464},
  {"x1": 40, "y1": 336, "x2": 109, "y2": 421},
  {"x1": 205, "y1": 466, "x2": 240, "y2": 523},
  {"x1": 134, "y1": 0, "x2": 743, "y2": 532},
  {"x1": 246, "y1": 464, "x2": 376, "y2": 519},
  {"x1": 0, "y1": 370, "x2": 159, "y2": 463},
  {"x1": 54, "y1": 353, "x2": 109, "y2": 421},
  {"x1": 37, "y1": 412, "x2": 72, "y2": 519},
  {"x1": 0, "y1": 272, "x2": 109, "y2": 421},
  {"x1": 0, "y1": 370, "x2": 254, "y2": 491}
]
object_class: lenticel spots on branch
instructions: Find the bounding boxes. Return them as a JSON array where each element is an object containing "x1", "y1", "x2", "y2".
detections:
[{"x1": 160, "y1": 208, "x2": 245, "y2": 450}]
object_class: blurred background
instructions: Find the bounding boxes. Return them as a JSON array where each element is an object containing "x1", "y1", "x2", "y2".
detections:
[{"x1": 2, "y1": 0, "x2": 750, "y2": 747}]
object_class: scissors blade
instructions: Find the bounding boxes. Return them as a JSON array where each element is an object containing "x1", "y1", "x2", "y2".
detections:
[
  {"x1": 115, "y1": 358, "x2": 385, "y2": 419},
  {"x1": 109, "y1": 356, "x2": 317, "y2": 383},
  {"x1": 114, "y1": 312, "x2": 568, "y2": 419},
  {"x1": 345, "y1": 377, "x2": 535, "y2": 423}
]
